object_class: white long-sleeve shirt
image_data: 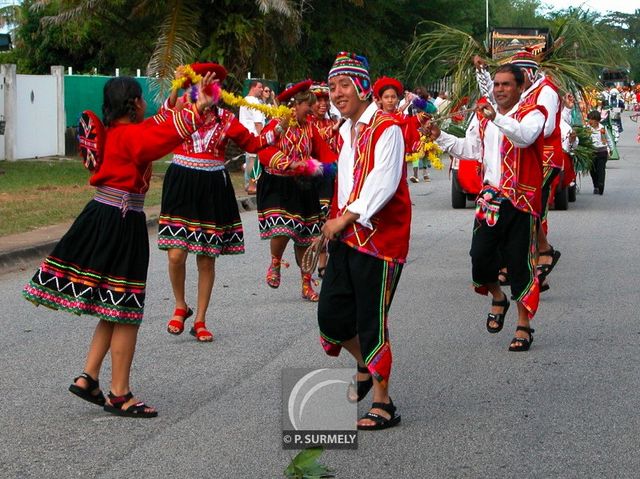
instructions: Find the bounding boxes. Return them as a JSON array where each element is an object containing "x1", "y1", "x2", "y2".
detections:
[
  {"x1": 337, "y1": 102, "x2": 404, "y2": 229},
  {"x1": 560, "y1": 120, "x2": 578, "y2": 153},
  {"x1": 436, "y1": 104, "x2": 545, "y2": 187},
  {"x1": 476, "y1": 69, "x2": 559, "y2": 139}
]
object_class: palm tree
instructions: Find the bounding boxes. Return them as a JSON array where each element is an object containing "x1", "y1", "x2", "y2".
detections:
[
  {"x1": 32, "y1": 0, "x2": 301, "y2": 100},
  {"x1": 406, "y1": 11, "x2": 627, "y2": 107}
]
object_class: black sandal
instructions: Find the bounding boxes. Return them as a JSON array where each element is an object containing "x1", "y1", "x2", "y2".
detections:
[
  {"x1": 486, "y1": 294, "x2": 510, "y2": 333},
  {"x1": 104, "y1": 391, "x2": 158, "y2": 418},
  {"x1": 508, "y1": 326, "x2": 535, "y2": 352},
  {"x1": 317, "y1": 266, "x2": 326, "y2": 279},
  {"x1": 357, "y1": 399, "x2": 401, "y2": 430},
  {"x1": 537, "y1": 247, "x2": 561, "y2": 283},
  {"x1": 347, "y1": 365, "x2": 373, "y2": 403},
  {"x1": 68, "y1": 372, "x2": 106, "y2": 406}
]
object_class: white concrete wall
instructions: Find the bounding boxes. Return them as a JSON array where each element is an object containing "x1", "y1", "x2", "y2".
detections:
[
  {"x1": 0, "y1": 71, "x2": 5, "y2": 161},
  {"x1": 15, "y1": 75, "x2": 58, "y2": 159},
  {"x1": 1, "y1": 65, "x2": 65, "y2": 161}
]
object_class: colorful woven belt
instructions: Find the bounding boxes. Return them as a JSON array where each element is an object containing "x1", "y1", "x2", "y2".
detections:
[
  {"x1": 94, "y1": 186, "x2": 145, "y2": 217},
  {"x1": 264, "y1": 167, "x2": 297, "y2": 177},
  {"x1": 173, "y1": 154, "x2": 226, "y2": 171}
]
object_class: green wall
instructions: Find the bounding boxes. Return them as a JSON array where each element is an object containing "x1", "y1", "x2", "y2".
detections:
[{"x1": 63, "y1": 75, "x2": 161, "y2": 128}]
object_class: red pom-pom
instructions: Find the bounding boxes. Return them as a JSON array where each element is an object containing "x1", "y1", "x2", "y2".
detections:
[{"x1": 203, "y1": 82, "x2": 221, "y2": 104}]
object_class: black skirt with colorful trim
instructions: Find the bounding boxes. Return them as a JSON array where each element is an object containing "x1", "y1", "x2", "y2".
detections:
[
  {"x1": 157, "y1": 163, "x2": 244, "y2": 257},
  {"x1": 257, "y1": 171, "x2": 321, "y2": 246},
  {"x1": 23, "y1": 200, "x2": 149, "y2": 325}
]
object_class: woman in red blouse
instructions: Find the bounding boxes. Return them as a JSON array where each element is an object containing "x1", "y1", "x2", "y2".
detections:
[
  {"x1": 257, "y1": 80, "x2": 337, "y2": 301},
  {"x1": 23, "y1": 75, "x2": 217, "y2": 418}
]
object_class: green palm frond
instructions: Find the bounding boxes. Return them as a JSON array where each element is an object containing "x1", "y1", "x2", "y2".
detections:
[
  {"x1": 255, "y1": 0, "x2": 296, "y2": 17},
  {"x1": 542, "y1": 14, "x2": 627, "y2": 92},
  {"x1": 34, "y1": 0, "x2": 109, "y2": 26},
  {"x1": 406, "y1": 22, "x2": 488, "y2": 106},
  {"x1": 0, "y1": 5, "x2": 20, "y2": 29},
  {"x1": 146, "y1": 0, "x2": 201, "y2": 104},
  {"x1": 571, "y1": 126, "x2": 595, "y2": 174}
]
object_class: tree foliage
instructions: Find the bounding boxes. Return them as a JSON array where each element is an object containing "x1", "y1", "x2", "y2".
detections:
[{"x1": 2, "y1": 0, "x2": 638, "y2": 92}]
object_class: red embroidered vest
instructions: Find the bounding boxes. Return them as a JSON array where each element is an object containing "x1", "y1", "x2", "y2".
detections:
[
  {"x1": 478, "y1": 103, "x2": 547, "y2": 216},
  {"x1": 523, "y1": 78, "x2": 563, "y2": 171},
  {"x1": 331, "y1": 110, "x2": 412, "y2": 263}
]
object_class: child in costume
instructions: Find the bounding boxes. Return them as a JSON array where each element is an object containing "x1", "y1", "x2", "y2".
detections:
[
  {"x1": 159, "y1": 63, "x2": 274, "y2": 342},
  {"x1": 257, "y1": 80, "x2": 337, "y2": 302}
]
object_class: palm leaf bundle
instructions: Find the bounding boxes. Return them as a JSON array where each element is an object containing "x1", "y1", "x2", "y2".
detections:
[
  {"x1": 571, "y1": 126, "x2": 594, "y2": 174},
  {"x1": 540, "y1": 15, "x2": 627, "y2": 96},
  {"x1": 406, "y1": 21, "x2": 489, "y2": 109}
]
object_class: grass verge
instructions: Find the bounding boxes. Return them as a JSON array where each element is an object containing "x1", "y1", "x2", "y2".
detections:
[{"x1": 0, "y1": 157, "x2": 247, "y2": 237}]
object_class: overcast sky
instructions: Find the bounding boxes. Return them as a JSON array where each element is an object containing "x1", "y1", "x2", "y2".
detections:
[{"x1": 544, "y1": 0, "x2": 638, "y2": 15}]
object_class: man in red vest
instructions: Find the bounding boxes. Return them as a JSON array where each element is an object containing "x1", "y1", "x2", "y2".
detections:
[
  {"x1": 427, "y1": 64, "x2": 546, "y2": 351},
  {"x1": 318, "y1": 52, "x2": 411, "y2": 431},
  {"x1": 475, "y1": 52, "x2": 563, "y2": 291}
]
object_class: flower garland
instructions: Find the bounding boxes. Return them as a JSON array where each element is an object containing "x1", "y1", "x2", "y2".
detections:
[
  {"x1": 405, "y1": 135, "x2": 444, "y2": 169},
  {"x1": 219, "y1": 90, "x2": 298, "y2": 126},
  {"x1": 171, "y1": 65, "x2": 202, "y2": 91},
  {"x1": 171, "y1": 64, "x2": 297, "y2": 125}
]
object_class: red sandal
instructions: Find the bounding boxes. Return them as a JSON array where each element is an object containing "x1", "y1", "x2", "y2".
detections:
[
  {"x1": 301, "y1": 272, "x2": 320, "y2": 302},
  {"x1": 166, "y1": 307, "x2": 193, "y2": 335},
  {"x1": 190, "y1": 321, "x2": 214, "y2": 342},
  {"x1": 266, "y1": 255, "x2": 289, "y2": 289}
]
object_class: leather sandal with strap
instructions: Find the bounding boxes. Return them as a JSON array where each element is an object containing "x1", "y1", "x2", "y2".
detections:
[
  {"x1": 537, "y1": 247, "x2": 561, "y2": 283},
  {"x1": 509, "y1": 326, "x2": 535, "y2": 352},
  {"x1": 357, "y1": 398, "x2": 401, "y2": 431},
  {"x1": 486, "y1": 294, "x2": 510, "y2": 333},
  {"x1": 104, "y1": 391, "x2": 157, "y2": 418},
  {"x1": 266, "y1": 256, "x2": 289, "y2": 289},
  {"x1": 68, "y1": 372, "x2": 106, "y2": 406},
  {"x1": 347, "y1": 364, "x2": 374, "y2": 403},
  {"x1": 301, "y1": 272, "x2": 319, "y2": 302},
  {"x1": 167, "y1": 307, "x2": 193, "y2": 335},
  {"x1": 190, "y1": 321, "x2": 214, "y2": 342}
]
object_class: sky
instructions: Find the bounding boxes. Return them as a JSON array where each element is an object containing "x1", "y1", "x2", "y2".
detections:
[{"x1": 545, "y1": 0, "x2": 638, "y2": 15}]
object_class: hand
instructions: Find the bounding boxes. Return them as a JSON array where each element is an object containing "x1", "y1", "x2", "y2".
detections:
[
  {"x1": 322, "y1": 217, "x2": 348, "y2": 240},
  {"x1": 174, "y1": 94, "x2": 186, "y2": 111},
  {"x1": 477, "y1": 102, "x2": 496, "y2": 121},
  {"x1": 275, "y1": 118, "x2": 289, "y2": 135},
  {"x1": 473, "y1": 55, "x2": 487, "y2": 71},
  {"x1": 564, "y1": 93, "x2": 575, "y2": 109},
  {"x1": 322, "y1": 211, "x2": 359, "y2": 240},
  {"x1": 569, "y1": 131, "x2": 577, "y2": 143},
  {"x1": 195, "y1": 71, "x2": 219, "y2": 112},
  {"x1": 420, "y1": 120, "x2": 441, "y2": 141},
  {"x1": 288, "y1": 160, "x2": 305, "y2": 171}
]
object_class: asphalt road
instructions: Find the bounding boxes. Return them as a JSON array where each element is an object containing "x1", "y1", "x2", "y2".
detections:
[{"x1": 1, "y1": 114, "x2": 639, "y2": 478}]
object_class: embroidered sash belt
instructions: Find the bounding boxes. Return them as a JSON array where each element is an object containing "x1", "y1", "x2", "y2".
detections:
[
  {"x1": 173, "y1": 154, "x2": 226, "y2": 171},
  {"x1": 94, "y1": 186, "x2": 145, "y2": 217}
]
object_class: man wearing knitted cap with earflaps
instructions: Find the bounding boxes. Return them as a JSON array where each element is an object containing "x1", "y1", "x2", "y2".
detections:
[
  {"x1": 317, "y1": 52, "x2": 411, "y2": 431},
  {"x1": 474, "y1": 49, "x2": 563, "y2": 292}
]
